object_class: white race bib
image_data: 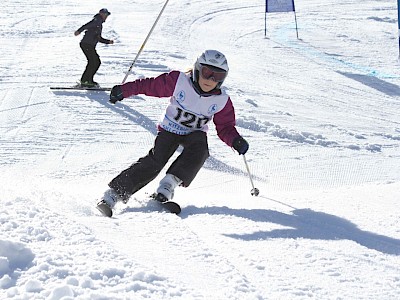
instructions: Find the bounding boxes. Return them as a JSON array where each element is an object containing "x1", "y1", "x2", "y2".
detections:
[{"x1": 160, "y1": 72, "x2": 229, "y2": 135}]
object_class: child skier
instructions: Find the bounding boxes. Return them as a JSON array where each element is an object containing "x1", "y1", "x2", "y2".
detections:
[{"x1": 97, "y1": 49, "x2": 249, "y2": 216}]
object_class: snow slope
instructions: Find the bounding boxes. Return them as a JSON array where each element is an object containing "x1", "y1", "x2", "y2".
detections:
[{"x1": 1, "y1": 0, "x2": 399, "y2": 299}]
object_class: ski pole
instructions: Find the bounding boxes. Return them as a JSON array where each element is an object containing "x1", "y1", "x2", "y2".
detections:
[
  {"x1": 121, "y1": 0, "x2": 170, "y2": 84},
  {"x1": 243, "y1": 155, "x2": 260, "y2": 196}
]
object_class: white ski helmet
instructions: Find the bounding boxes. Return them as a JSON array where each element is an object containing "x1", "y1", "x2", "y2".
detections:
[{"x1": 193, "y1": 50, "x2": 229, "y2": 88}]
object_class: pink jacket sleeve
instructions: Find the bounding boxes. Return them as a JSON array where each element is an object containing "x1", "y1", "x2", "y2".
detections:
[
  {"x1": 213, "y1": 97, "x2": 241, "y2": 147},
  {"x1": 121, "y1": 71, "x2": 180, "y2": 98}
]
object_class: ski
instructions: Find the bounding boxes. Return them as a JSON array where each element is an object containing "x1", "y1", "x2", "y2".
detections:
[
  {"x1": 50, "y1": 86, "x2": 111, "y2": 91},
  {"x1": 156, "y1": 200, "x2": 181, "y2": 214},
  {"x1": 96, "y1": 200, "x2": 113, "y2": 217},
  {"x1": 150, "y1": 193, "x2": 181, "y2": 215},
  {"x1": 96, "y1": 194, "x2": 181, "y2": 217}
]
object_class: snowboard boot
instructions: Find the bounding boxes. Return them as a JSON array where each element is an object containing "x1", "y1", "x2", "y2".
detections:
[{"x1": 156, "y1": 174, "x2": 182, "y2": 202}]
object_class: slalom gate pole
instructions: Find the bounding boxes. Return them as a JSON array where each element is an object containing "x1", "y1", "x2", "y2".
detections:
[
  {"x1": 121, "y1": 0, "x2": 170, "y2": 84},
  {"x1": 292, "y1": 0, "x2": 299, "y2": 39},
  {"x1": 398, "y1": 0, "x2": 400, "y2": 57},
  {"x1": 264, "y1": 1, "x2": 267, "y2": 37},
  {"x1": 294, "y1": 12, "x2": 299, "y2": 39}
]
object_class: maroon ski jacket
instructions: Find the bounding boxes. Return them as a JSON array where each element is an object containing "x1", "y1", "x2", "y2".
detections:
[{"x1": 121, "y1": 71, "x2": 241, "y2": 147}]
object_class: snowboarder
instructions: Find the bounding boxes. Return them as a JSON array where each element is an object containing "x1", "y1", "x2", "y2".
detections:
[
  {"x1": 97, "y1": 49, "x2": 249, "y2": 215},
  {"x1": 74, "y1": 8, "x2": 114, "y2": 88}
]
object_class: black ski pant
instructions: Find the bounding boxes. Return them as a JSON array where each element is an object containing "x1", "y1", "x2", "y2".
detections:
[
  {"x1": 109, "y1": 130, "x2": 209, "y2": 201},
  {"x1": 80, "y1": 42, "x2": 101, "y2": 83}
]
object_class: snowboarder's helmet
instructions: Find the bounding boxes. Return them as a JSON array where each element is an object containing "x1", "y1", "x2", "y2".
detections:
[{"x1": 193, "y1": 50, "x2": 229, "y2": 88}]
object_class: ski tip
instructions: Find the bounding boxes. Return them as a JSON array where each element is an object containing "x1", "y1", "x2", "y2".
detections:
[
  {"x1": 96, "y1": 201, "x2": 113, "y2": 217},
  {"x1": 150, "y1": 193, "x2": 181, "y2": 214},
  {"x1": 161, "y1": 201, "x2": 181, "y2": 215}
]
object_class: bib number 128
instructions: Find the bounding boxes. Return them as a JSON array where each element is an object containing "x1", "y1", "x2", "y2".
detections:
[{"x1": 173, "y1": 107, "x2": 209, "y2": 129}]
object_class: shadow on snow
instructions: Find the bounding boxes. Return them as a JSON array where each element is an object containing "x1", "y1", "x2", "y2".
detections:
[
  {"x1": 181, "y1": 203, "x2": 400, "y2": 256},
  {"x1": 338, "y1": 71, "x2": 400, "y2": 97}
]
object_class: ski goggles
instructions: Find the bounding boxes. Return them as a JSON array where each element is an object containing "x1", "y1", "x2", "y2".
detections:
[{"x1": 199, "y1": 64, "x2": 227, "y2": 82}]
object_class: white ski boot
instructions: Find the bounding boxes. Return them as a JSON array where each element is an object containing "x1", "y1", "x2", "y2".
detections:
[
  {"x1": 156, "y1": 174, "x2": 182, "y2": 201},
  {"x1": 96, "y1": 188, "x2": 123, "y2": 217}
]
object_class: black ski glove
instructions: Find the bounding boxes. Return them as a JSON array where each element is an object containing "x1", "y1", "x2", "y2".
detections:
[
  {"x1": 232, "y1": 136, "x2": 249, "y2": 155},
  {"x1": 109, "y1": 85, "x2": 124, "y2": 104}
]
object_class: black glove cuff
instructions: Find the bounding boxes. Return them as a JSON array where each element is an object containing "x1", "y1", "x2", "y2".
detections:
[{"x1": 110, "y1": 85, "x2": 124, "y2": 103}]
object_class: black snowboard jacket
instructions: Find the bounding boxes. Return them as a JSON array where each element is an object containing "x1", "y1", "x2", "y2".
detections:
[{"x1": 76, "y1": 14, "x2": 112, "y2": 46}]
